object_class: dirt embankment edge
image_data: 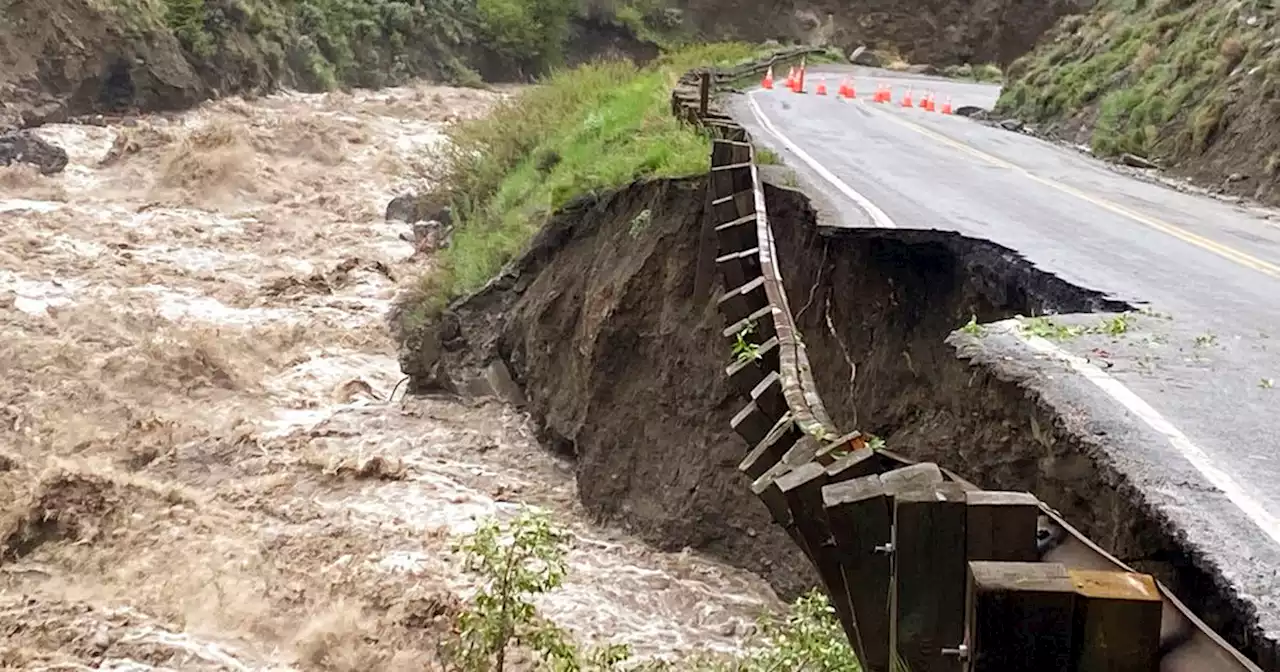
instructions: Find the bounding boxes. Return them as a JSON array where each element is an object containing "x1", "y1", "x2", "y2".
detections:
[{"x1": 395, "y1": 51, "x2": 1275, "y2": 669}]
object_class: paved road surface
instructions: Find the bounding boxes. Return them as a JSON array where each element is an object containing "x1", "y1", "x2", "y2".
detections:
[{"x1": 729, "y1": 65, "x2": 1280, "y2": 643}]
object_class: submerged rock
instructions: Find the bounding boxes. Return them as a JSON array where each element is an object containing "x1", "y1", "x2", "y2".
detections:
[
  {"x1": 386, "y1": 191, "x2": 452, "y2": 225},
  {"x1": 0, "y1": 130, "x2": 69, "y2": 175}
]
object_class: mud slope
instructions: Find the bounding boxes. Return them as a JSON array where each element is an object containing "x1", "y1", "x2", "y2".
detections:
[
  {"x1": 399, "y1": 176, "x2": 817, "y2": 598},
  {"x1": 406, "y1": 162, "x2": 1265, "y2": 653}
]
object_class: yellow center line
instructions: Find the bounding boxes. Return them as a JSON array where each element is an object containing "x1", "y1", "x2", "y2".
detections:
[{"x1": 859, "y1": 100, "x2": 1280, "y2": 280}]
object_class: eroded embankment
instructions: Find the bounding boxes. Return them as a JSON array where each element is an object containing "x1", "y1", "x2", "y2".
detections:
[
  {"x1": 399, "y1": 176, "x2": 818, "y2": 599},
  {"x1": 762, "y1": 183, "x2": 1262, "y2": 657},
  {"x1": 406, "y1": 162, "x2": 1263, "y2": 658}
]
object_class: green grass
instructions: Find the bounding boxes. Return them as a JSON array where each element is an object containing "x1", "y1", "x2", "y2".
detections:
[
  {"x1": 405, "y1": 42, "x2": 762, "y2": 317},
  {"x1": 996, "y1": 0, "x2": 1273, "y2": 161}
]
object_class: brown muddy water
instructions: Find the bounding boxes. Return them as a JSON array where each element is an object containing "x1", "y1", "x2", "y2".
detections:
[{"x1": 0, "y1": 83, "x2": 782, "y2": 670}]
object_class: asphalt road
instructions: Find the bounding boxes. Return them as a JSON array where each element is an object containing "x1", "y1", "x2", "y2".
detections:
[{"x1": 729, "y1": 65, "x2": 1280, "y2": 644}]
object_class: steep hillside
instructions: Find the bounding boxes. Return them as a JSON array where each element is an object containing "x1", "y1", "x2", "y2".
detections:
[
  {"x1": 0, "y1": 0, "x2": 660, "y2": 127},
  {"x1": 997, "y1": 0, "x2": 1280, "y2": 204},
  {"x1": 674, "y1": 0, "x2": 1093, "y2": 67}
]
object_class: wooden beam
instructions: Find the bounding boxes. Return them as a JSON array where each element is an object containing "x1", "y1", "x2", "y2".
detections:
[
  {"x1": 776, "y1": 462, "x2": 860, "y2": 650},
  {"x1": 1069, "y1": 569, "x2": 1163, "y2": 672},
  {"x1": 966, "y1": 561, "x2": 1076, "y2": 672},
  {"x1": 966, "y1": 491, "x2": 1040, "y2": 562},
  {"x1": 879, "y1": 461, "x2": 945, "y2": 495},
  {"x1": 893, "y1": 482, "x2": 968, "y2": 672},
  {"x1": 822, "y1": 474, "x2": 893, "y2": 672},
  {"x1": 698, "y1": 71, "x2": 710, "y2": 116}
]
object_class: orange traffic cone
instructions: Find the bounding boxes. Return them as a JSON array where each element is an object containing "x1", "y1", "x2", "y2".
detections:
[
  {"x1": 762, "y1": 66, "x2": 774, "y2": 90},
  {"x1": 924, "y1": 92, "x2": 935, "y2": 112},
  {"x1": 784, "y1": 66, "x2": 795, "y2": 90},
  {"x1": 941, "y1": 96, "x2": 953, "y2": 115},
  {"x1": 815, "y1": 78, "x2": 828, "y2": 96},
  {"x1": 901, "y1": 87, "x2": 914, "y2": 108},
  {"x1": 874, "y1": 84, "x2": 888, "y2": 103},
  {"x1": 838, "y1": 77, "x2": 855, "y2": 99}
]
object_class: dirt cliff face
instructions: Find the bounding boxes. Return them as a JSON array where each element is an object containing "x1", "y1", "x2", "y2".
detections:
[
  {"x1": 997, "y1": 0, "x2": 1280, "y2": 205},
  {"x1": 673, "y1": 0, "x2": 1092, "y2": 67},
  {"x1": 399, "y1": 169, "x2": 1273, "y2": 660},
  {"x1": 399, "y1": 177, "x2": 819, "y2": 598}
]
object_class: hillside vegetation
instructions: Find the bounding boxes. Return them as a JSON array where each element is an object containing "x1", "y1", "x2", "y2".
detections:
[
  {"x1": 997, "y1": 0, "x2": 1280, "y2": 203},
  {"x1": 0, "y1": 0, "x2": 669, "y2": 125},
  {"x1": 394, "y1": 42, "x2": 764, "y2": 325}
]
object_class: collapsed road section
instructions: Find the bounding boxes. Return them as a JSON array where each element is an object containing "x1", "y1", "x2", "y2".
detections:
[{"x1": 399, "y1": 51, "x2": 1274, "y2": 670}]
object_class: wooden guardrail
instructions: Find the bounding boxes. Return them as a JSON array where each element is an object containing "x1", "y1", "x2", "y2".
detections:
[{"x1": 671, "y1": 50, "x2": 1267, "y2": 672}]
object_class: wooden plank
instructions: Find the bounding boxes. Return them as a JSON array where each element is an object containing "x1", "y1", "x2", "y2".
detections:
[
  {"x1": 711, "y1": 140, "x2": 752, "y2": 166},
  {"x1": 966, "y1": 561, "x2": 1075, "y2": 672},
  {"x1": 749, "y1": 371, "x2": 787, "y2": 420},
  {"x1": 715, "y1": 246, "x2": 760, "y2": 289},
  {"x1": 1069, "y1": 569, "x2": 1163, "y2": 672},
  {"x1": 824, "y1": 446, "x2": 885, "y2": 482},
  {"x1": 879, "y1": 462, "x2": 945, "y2": 495},
  {"x1": 750, "y1": 466, "x2": 806, "y2": 554},
  {"x1": 722, "y1": 305, "x2": 777, "y2": 344},
  {"x1": 812, "y1": 431, "x2": 867, "y2": 464},
  {"x1": 714, "y1": 213, "x2": 757, "y2": 255},
  {"x1": 823, "y1": 475, "x2": 893, "y2": 672},
  {"x1": 776, "y1": 462, "x2": 860, "y2": 650},
  {"x1": 893, "y1": 482, "x2": 968, "y2": 672},
  {"x1": 729, "y1": 400, "x2": 772, "y2": 447},
  {"x1": 711, "y1": 164, "x2": 753, "y2": 196},
  {"x1": 966, "y1": 491, "x2": 1040, "y2": 562},
  {"x1": 715, "y1": 275, "x2": 768, "y2": 325},
  {"x1": 711, "y1": 189, "x2": 754, "y2": 224},
  {"x1": 724, "y1": 336, "x2": 779, "y2": 398},
  {"x1": 698, "y1": 71, "x2": 710, "y2": 116},
  {"x1": 738, "y1": 413, "x2": 801, "y2": 480}
]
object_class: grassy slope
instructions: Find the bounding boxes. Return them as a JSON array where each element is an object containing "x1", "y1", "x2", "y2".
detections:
[
  {"x1": 997, "y1": 0, "x2": 1280, "y2": 197},
  {"x1": 400, "y1": 42, "x2": 762, "y2": 321}
]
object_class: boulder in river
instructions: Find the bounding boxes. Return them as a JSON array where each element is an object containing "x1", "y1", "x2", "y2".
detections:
[
  {"x1": 0, "y1": 130, "x2": 69, "y2": 175},
  {"x1": 386, "y1": 191, "x2": 452, "y2": 225}
]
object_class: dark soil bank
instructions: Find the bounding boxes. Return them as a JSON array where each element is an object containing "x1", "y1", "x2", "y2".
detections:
[
  {"x1": 399, "y1": 175, "x2": 1257, "y2": 651},
  {"x1": 765, "y1": 190, "x2": 1260, "y2": 655},
  {"x1": 397, "y1": 177, "x2": 817, "y2": 598}
]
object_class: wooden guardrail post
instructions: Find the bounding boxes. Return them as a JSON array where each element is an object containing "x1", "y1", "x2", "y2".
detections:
[
  {"x1": 776, "y1": 462, "x2": 860, "y2": 647},
  {"x1": 966, "y1": 561, "x2": 1077, "y2": 671},
  {"x1": 1069, "y1": 569, "x2": 1164, "y2": 670},
  {"x1": 823, "y1": 474, "x2": 893, "y2": 671},
  {"x1": 964, "y1": 563, "x2": 1165, "y2": 671},
  {"x1": 893, "y1": 481, "x2": 969, "y2": 672},
  {"x1": 698, "y1": 71, "x2": 711, "y2": 117},
  {"x1": 965, "y1": 490, "x2": 1040, "y2": 562}
]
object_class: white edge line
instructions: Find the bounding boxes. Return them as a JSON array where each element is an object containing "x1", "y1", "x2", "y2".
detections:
[
  {"x1": 745, "y1": 91, "x2": 897, "y2": 229},
  {"x1": 992, "y1": 319, "x2": 1280, "y2": 548},
  {"x1": 746, "y1": 85, "x2": 1280, "y2": 549}
]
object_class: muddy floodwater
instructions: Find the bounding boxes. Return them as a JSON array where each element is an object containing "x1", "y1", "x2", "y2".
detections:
[{"x1": 0, "y1": 84, "x2": 782, "y2": 670}]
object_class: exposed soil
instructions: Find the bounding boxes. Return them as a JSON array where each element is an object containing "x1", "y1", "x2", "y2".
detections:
[
  {"x1": 398, "y1": 177, "x2": 819, "y2": 600},
  {"x1": 764, "y1": 182, "x2": 1267, "y2": 663},
  {"x1": 406, "y1": 170, "x2": 1264, "y2": 662},
  {"x1": 0, "y1": 84, "x2": 782, "y2": 670}
]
